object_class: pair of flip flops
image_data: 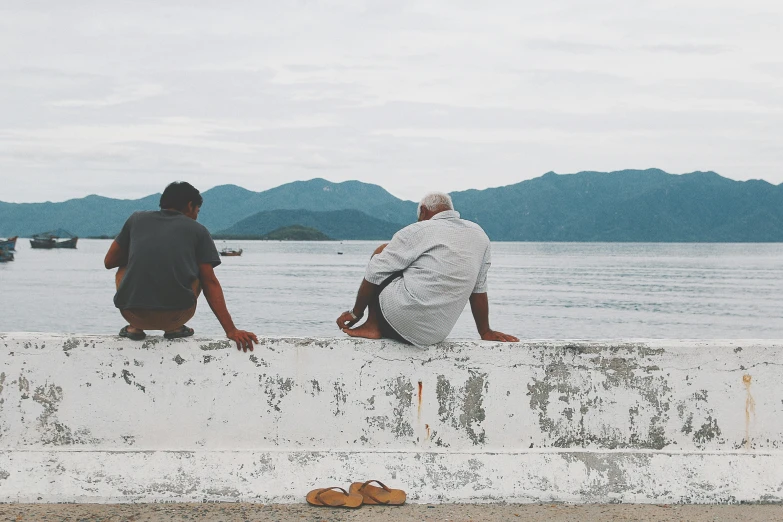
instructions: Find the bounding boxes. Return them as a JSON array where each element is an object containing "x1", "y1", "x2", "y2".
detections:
[
  {"x1": 306, "y1": 480, "x2": 406, "y2": 509},
  {"x1": 119, "y1": 325, "x2": 194, "y2": 341}
]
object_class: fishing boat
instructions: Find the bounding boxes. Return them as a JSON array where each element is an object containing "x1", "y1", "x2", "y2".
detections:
[
  {"x1": 219, "y1": 247, "x2": 243, "y2": 257},
  {"x1": 0, "y1": 245, "x2": 14, "y2": 262},
  {"x1": 0, "y1": 236, "x2": 17, "y2": 251},
  {"x1": 29, "y1": 229, "x2": 78, "y2": 249}
]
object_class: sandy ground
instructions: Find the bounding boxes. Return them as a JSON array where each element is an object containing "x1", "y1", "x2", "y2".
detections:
[{"x1": 1, "y1": 503, "x2": 782, "y2": 522}]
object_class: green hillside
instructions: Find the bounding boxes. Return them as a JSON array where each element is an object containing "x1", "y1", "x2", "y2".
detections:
[
  {"x1": 0, "y1": 194, "x2": 160, "y2": 238},
  {"x1": 0, "y1": 179, "x2": 416, "y2": 238},
  {"x1": 217, "y1": 225, "x2": 332, "y2": 241},
  {"x1": 199, "y1": 179, "x2": 415, "y2": 231},
  {"x1": 218, "y1": 209, "x2": 403, "y2": 240},
  {"x1": 2, "y1": 170, "x2": 783, "y2": 241},
  {"x1": 451, "y1": 169, "x2": 783, "y2": 241}
]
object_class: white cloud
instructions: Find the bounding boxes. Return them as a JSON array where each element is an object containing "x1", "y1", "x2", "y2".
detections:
[
  {"x1": 0, "y1": 0, "x2": 781, "y2": 202},
  {"x1": 50, "y1": 83, "x2": 169, "y2": 108}
]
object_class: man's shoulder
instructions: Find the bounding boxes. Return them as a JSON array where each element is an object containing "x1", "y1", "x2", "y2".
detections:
[
  {"x1": 456, "y1": 216, "x2": 484, "y2": 231},
  {"x1": 458, "y1": 218, "x2": 489, "y2": 238},
  {"x1": 129, "y1": 211, "x2": 209, "y2": 233},
  {"x1": 128, "y1": 210, "x2": 160, "y2": 220},
  {"x1": 397, "y1": 216, "x2": 488, "y2": 237},
  {"x1": 394, "y1": 220, "x2": 434, "y2": 240},
  {"x1": 174, "y1": 215, "x2": 211, "y2": 236}
]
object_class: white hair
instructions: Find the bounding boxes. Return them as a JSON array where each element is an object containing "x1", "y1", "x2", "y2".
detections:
[{"x1": 417, "y1": 192, "x2": 454, "y2": 217}]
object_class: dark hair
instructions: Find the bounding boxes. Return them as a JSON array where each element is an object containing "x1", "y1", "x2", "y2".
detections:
[{"x1": 159, "y1": 181, "x2": 203, "y2": 212}]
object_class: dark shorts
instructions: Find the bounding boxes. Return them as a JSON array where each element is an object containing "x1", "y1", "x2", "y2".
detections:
[
  {"x1": 115, "y1": 267, "x2": 201, "y2": 331},
  {"x1": 377, "y1": 273, "x2": 411, "y2": 344}
]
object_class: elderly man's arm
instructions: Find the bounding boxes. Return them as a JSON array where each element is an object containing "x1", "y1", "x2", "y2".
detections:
[
  {"x1": 337, "y1": 278, "x2": 379, "y2": 329},
  {"x1": 198, "y1": 263, "x2": 258, "y2": 352},
  {"x1": 469, "y1": 293, "x2": 519, "y2": 342},
  {"x1": 338, "y1": 231, "x2": 421, "y2": 328},
  {"x1": 468, "y1": 243, "x2": 518, "y2": 342},
  {"x1": 104, "y1": 240, "x2": 128, "y2": 269}
]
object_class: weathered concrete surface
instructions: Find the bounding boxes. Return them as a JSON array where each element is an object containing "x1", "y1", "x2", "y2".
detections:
[
  {"x1": 2, "y1": 503, "x2": 783, "y2": 522},
  {"x1": 1, "y1": 334, "x2": 782, "y2": 503}
]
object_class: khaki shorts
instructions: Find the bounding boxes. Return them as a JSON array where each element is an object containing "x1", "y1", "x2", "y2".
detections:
[{"x1": 116, "y1": 268, "x2": 201, "y2": 332}]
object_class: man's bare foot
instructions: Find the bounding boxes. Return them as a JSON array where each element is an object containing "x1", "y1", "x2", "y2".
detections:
[{"x1": 343, "y1": 323, "x2": 383, "y2": 339}]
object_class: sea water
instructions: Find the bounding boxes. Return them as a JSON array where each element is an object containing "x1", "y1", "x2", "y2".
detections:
[{"x1": 1, "y1": 240, "x2": 782, "y2": 339}]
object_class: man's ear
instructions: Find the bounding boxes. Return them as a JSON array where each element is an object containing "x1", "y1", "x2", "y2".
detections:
[{"x1": 185, "y1": 201, "x2": 199, "y2": 219}]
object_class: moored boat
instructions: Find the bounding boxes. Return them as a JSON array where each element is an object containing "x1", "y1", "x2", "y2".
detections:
[
  {"x1": 219, "y1": 245, "x2": 243, "y2": 257},
  {"x1": 0, "y1": 245, "x2": 14, "y2": 262},
  {"x1": 29, "y1": 229, "x2": 78, "y2": 249},
  {"x1": 0, "y1": 236, "x2": 17, "y2": 251}
]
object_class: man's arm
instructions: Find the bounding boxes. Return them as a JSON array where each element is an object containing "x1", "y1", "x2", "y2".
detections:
[
  {"x1": 337, "y1": 230, "x2": 420, "y2": 328},
  {"x1": 336, "y1": 278, "x2": 379, "y2": 330},
  {"x1": 107, "y1": 214, "x2": 134, "y2": 269},
  {"x1": 104, "y1": 240, "x2": 128, "y2": 269},
  {"x1": 198, "y1": 263, "x2": 258, "y2": 352},
  {"x1": 469, "y1": 292, "x2": 519, "y2": 342}
]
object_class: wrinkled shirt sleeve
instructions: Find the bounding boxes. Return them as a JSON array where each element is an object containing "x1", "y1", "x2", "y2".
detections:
[
  {"x1": 196, "y1": 226, "x2": 222, "y2": 268},
  {"x1": 472, "y1": 243, "x2": 491, "y2": 294},
  {"x1": 365, "y1": 227, "x2": 423, "y2": 284}
]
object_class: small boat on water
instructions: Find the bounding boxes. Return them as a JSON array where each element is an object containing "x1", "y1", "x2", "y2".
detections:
[
  {"x1": 0, "y1": 236, "x2": 17, "y2": 251},
  {"x1": 0, "y1": 245, "x2": 14, "y2": 262},
  {"x1": 30, "y1": 229, "x2": 78, "y2": 249},
  {"x1": 219, "y1": 247, "x2": 243, "y2": 257}
]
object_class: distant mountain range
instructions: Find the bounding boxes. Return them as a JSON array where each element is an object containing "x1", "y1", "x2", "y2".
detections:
[
  {"x1": 198, "y1": 179, "x2": 416, "y2": 231},
  {"x1": 249, "y1": 225, "x2": 332, "y2": 241},
  {"x1": 1, "y1": 169, "x2": 782, "y2": 241},
  {"x1": 215, "y1": 209, "x2": 401, "y2": 240}
]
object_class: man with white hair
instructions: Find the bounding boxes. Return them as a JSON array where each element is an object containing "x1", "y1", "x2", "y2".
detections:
[{"x1": 336, "y1": 192, "x2": 518, "y2": 347}]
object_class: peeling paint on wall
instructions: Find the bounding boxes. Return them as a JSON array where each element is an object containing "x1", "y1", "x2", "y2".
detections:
[
  {"x1": 436, "y1": 372, "x2": 488, "y2": 446},
  {"x1": 386, "y1": 377, "x2": 414, "y2": 438},
  {"x1": 1, "y1": 336, "x2": 782, "y2": 504}
]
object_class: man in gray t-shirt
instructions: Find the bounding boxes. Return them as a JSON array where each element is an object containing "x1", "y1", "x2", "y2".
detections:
[{"x1": 104, "y1": 181, "x2": 257, "y2": 351}]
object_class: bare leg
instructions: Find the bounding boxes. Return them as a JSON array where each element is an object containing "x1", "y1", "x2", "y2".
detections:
[
  {"x1": 344, "y1": 243, "x2": 389, "y2": 340},
  {"x1": 163, "y1": 279, "x2": 201, "y2": 335},
  {"x1": 343, "y1": 294, "x2": 383, "y2": 339},
  {"x1": 116, "y1": 267, "x2": 144, "y2": 335}
]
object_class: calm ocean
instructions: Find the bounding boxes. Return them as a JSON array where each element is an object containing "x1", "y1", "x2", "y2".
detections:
[{"x1": 1, "y1": 239, "x2": 782, "y2": 339}]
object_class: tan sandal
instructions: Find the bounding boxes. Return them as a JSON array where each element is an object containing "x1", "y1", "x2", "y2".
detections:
[
  {"x1": 306, "y1": 486, "x2": 363, "y2": 508},
  {"x1": 349, "y1": 480, "x2": 407, "y2": 505}
]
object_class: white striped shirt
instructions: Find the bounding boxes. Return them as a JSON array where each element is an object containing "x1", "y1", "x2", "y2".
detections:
[{"x1": 364, "y1": 210, "x2": 491, "y2": 347}]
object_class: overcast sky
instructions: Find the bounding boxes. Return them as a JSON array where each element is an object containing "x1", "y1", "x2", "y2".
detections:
[{"x1": 0, "y1": 1, "x2": 781, "y2": 203}]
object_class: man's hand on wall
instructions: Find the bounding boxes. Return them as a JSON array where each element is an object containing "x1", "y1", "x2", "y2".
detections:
[
  {"x1": 480, "y1": 330, "x2": 519, "y2": 343},
  {"x1": 227, "y1": 329, "x2": 258, "y2": 352}
]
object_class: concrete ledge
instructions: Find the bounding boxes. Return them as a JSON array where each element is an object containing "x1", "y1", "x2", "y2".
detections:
[
  {"x1": 1, "y1": 334, "x2": 781, "y2": 503},
  {"x1": 5, "y1": 450, "x2": 783, "y2": 504}
]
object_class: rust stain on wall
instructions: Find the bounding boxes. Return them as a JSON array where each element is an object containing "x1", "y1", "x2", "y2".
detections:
[
  {"x1": 418, "y1": 381, "x2": 423, "y2": 421},
  {"x1": 743, "y1": 374, "x2": 755, "y2": 450}
]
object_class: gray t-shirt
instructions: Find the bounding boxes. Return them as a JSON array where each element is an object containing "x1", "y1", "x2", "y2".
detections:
[{"x1": 113, "y1": 210, "x2": 221, "y2": 310}]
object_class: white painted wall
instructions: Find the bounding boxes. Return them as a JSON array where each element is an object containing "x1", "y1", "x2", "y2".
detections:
[{"x1": 1, "y1": 334, "x2": 781, "y2": 503}]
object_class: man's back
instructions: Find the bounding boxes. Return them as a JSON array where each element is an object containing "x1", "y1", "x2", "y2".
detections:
[
  {"x1": 114, "y1": 210, "x2": 220, "y2": 311},
  {"x1": 366, "y1": 210, "x2": 491, "y2": 347}
]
